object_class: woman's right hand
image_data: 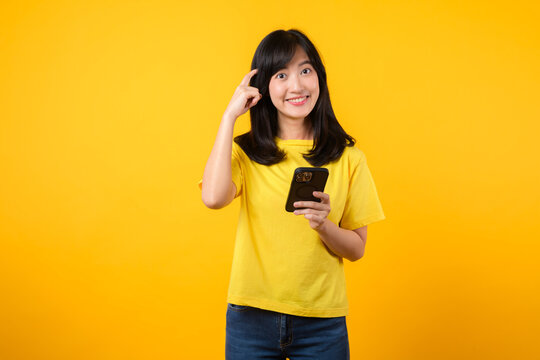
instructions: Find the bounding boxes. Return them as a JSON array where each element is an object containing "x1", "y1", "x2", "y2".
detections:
[{"x1": 223, "y1": 68, "x2": 263, "y2": 121}]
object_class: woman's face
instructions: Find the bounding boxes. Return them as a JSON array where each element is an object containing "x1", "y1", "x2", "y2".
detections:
[{"x1": 268, "y1": 45, "x2": 319, "y2": 125}]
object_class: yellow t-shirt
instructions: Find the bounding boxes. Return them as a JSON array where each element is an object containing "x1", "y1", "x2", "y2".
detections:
[{"x1": 201, "y1": 137, "x2": 385, "y2": 317}]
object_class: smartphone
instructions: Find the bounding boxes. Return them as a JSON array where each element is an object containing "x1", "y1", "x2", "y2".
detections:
[{"x1": 285, "y1": 167, "x2": 329, "y2": 212}]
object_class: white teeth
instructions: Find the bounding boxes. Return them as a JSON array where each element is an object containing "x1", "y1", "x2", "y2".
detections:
[{"x1": 288, "y1": 96, "x2": 307, "y2": 103}]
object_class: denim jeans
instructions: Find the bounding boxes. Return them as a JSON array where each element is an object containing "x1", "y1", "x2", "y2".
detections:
[{"x1": 226, "y1": 303, "x2": 350, "y2": 360}]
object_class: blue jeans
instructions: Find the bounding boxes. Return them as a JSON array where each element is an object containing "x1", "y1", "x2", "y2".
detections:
[{"x1": 226, "y1": 303, "x2": 350, "y2": 360}]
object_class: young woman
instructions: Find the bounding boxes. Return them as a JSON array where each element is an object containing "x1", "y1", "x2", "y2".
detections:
[{"x1": 200, "y1": 29, "x2": 385, "y2": 360}]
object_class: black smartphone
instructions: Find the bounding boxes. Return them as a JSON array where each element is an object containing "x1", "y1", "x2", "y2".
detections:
[{"x1": 285, "y1": 167, "x2": 329, "y2": 212}]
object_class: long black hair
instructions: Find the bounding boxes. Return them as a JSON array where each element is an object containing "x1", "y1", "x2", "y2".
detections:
[{"x1": 234, "y1": 29, "x2": 355, "y2": 166}]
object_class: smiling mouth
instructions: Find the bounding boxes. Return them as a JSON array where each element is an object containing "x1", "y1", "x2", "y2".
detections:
[{"x1": 286, "y1": 95, "x2": 309, "y2": 103}]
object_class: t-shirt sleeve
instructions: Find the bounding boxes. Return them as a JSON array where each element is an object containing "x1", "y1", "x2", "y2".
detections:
[
  {"x1": 197, "y1": 142, "x2": 243, "y2": 198},
  {"x1": 339, "y1": 148, "x2": 386, "y2": 230}
]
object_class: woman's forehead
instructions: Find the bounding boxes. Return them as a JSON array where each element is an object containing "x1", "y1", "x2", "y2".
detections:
[
  {"x1": 282, "y1": 46, "x2": 310, "y2": 68},
  {"x1": 291, "y1": 46, "x2": 309, "y2": 62}
]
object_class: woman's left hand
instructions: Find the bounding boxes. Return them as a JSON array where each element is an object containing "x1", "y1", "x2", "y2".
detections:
[{"x1": 293, "y1": 191, "x2": 331, "y2": 231}]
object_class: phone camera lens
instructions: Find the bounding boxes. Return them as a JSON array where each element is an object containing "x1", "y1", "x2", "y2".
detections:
[{"x1": 296, "y1": 172, "x2": 312, "y2": 182}]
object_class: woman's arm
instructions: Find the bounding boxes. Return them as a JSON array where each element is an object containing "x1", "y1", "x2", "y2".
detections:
[
  {"x1": 293, "y1": 191, "x2": 367, "y2": 262},
  {"x1": 201, "y1": 114, "x2": 237, "y2": 209},
  {"x1": 201, "y1": 68, "x2": 262, "y2": 209},
  {"x1": 316, "y1": 221, "x2": 367, "y2": 262}
]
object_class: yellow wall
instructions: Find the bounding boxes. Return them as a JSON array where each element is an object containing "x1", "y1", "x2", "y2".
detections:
[{"x1": 1, "y1": 0, "x2": 539, "y2": 359}]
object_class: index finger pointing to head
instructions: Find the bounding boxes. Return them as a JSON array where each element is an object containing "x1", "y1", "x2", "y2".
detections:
[{"x1": 240, "y1": 68, "x2": 258, "y2": 86}]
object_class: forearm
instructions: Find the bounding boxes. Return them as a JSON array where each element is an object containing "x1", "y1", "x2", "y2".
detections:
[
  {"x1": 201, "y1": 114, "x2": 236, "y2": 208},
  {"x1": 316, "y1": 219, "x2": 365, "y2": 262}
]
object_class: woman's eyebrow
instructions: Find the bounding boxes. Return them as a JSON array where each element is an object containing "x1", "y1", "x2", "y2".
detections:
[
  {"x1": 298, "y1": 60, "x2": 312, "y2": 67},
  {"x1": 277, "y1": 60, "x2": 312, "y2": 72}
]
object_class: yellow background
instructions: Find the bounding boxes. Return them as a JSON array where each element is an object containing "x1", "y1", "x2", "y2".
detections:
[{"x1": 1, "y1": 0, "x2": 539, "y2": 359}]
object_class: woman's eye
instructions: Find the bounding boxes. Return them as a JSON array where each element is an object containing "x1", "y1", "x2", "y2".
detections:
[
  {"x1": 302, "y1": 68, "x2": 312, "y2": 74},
  {"x1": 277, "y1": 73, "x2": 286, "y2": 79}
]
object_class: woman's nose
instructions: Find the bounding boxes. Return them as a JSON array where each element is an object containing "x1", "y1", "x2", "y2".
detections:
[{"x1": 290, "y1": 74, "x2": 302, "y2": 91}]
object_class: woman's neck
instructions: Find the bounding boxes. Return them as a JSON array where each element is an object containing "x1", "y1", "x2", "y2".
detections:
[{"x1": 277, "y1": 117, "x2": 313, "y2": 140}]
